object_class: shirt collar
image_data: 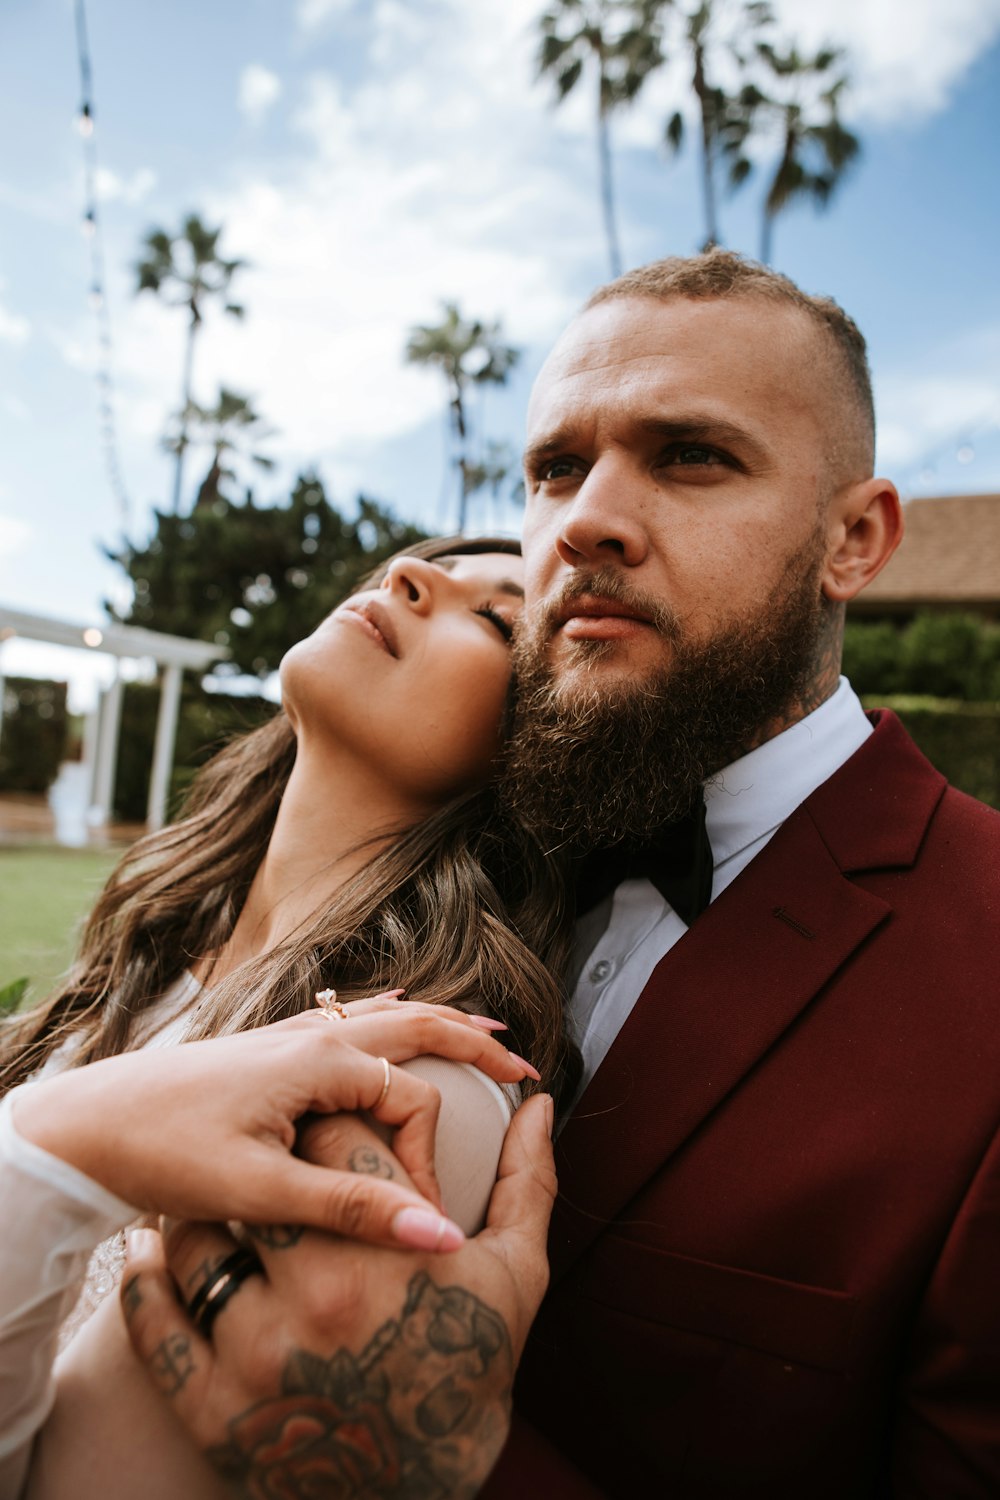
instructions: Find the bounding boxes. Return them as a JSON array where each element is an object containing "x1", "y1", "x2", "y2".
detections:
[{"x1": 704, "y1": 677, "x2": 872, "y2": 867}]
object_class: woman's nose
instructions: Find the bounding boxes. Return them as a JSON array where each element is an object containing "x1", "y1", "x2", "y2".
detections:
[{"x1": 382, "y1": 556, "x2": 437, "y2": 612}]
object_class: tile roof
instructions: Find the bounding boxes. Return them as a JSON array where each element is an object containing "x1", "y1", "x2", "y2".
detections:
[{"x1": 852, "y1": 492, "x2": 1000, "y2": 611}]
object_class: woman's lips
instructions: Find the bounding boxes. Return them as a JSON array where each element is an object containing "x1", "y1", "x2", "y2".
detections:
[{"x1": 340, "y1": 600, "x2": 399, "y2": 657}]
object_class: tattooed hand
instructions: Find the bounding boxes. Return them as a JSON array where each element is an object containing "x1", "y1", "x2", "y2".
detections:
[{"x1": 122, "y1": 1093, "x2": 556, "y2": 1499}]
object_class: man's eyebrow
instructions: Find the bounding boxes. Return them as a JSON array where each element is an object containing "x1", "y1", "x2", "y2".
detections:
[
  {"x1": 433, "y1": 556, "x2": 524, "y2": 599},
  {"x1": 635, "y1": 416, "x2": 770, "y2": 463},
  {"x1": 522, "y1": 428, "x2": 576, "y2": 474},
  {"x1": 523, "y1": 416, "x2": 770, "y2": 472}
]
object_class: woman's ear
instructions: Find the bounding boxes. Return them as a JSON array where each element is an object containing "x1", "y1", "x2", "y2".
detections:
[{"x1": 822, "y1": 477, "x2": 903, "y2": 603}]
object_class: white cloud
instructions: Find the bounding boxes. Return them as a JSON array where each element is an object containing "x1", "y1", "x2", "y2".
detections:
[
  {"x1": 94, "y1": 166, "x2": 157, "y2": 205},
  {"x1": 570, "y1": 0, "x2": 1000, "y2": 151},
  {"x1": 0, "y1": 301, "x2": 30, "y2": 345},
  {"x1": 101, "y1": 3, "x2": 590, "y2": 492},
  {"x1": 0, "y1": 514, "x2": 31, "y2": 561},
  {"x1": 773, "y1": 0, "x2": 1000, "y2": 124},
  {"x1": 0, "y1": 395, "x2": 30, "y2": 421},
  {"x1": 296, "y1": 0, "x2": 357, "y2": 32},
  {"x1": 875, "y1": 324, "x2": 1000, "y2": 472},
  {"x1": 238, "y1": 64, "x2": 283, "y2": 124}
]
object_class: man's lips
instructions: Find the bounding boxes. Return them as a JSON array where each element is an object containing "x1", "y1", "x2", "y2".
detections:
[
  {"x1": 554, "y1": 596, "x2": 655, "y2": 641},
  {"x1": 339, "y1": 599, "x2": 399, "y2": 657}
]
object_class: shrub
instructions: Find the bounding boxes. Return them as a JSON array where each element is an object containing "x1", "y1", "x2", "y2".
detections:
[
  {"x1": 114, "y1": 678, "x2": 277, "y2": 823},
  {"x1": 0, "y1": 678, "x2": 68, "y2": 793},
  {"x1": 865, "y1": 696, "x2": 1000, "y2": 810},
  {"x1": 845, "y1": 612, "x2": 1000, "y2": 703}
]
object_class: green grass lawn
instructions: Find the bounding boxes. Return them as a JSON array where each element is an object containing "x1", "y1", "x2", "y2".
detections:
[{"x1": 0, "y1": 846, "x2": 119, "y2": 1010}]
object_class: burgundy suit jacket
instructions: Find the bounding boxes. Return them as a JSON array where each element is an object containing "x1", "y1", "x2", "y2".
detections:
[{"x1": 485, "y1": 711, "x2": 1000, "y2": 1498}]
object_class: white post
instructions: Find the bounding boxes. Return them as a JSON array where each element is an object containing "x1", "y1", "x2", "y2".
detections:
[
  {"x1": 81, "y1": 700, "x2": 101, "y2": 807},
  {"x1": 90, "y1": 671, "x2": 124, "y2": 825},
  {"x1": 147, "y1": 663, "x2": 183, "y2": 831}
]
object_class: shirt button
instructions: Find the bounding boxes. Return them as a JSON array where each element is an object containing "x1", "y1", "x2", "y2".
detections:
[{"x1": 589, "y1": 959, "x2": 613, "y2": 983}]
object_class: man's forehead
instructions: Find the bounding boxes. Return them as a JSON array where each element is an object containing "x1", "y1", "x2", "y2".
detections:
[{"x1": 527, "y1": 294, "x2": 824, "y2": 430}]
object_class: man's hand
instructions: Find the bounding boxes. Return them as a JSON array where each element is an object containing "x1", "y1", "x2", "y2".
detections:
[{"x1": 122, "y1": 1094, "x2": 556, "y2": 1498}]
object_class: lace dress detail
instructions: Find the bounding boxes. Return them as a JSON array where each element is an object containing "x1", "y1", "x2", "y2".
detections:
[{"x1": 58, "y1": 1230, "x2": 130, "y2": 1352}]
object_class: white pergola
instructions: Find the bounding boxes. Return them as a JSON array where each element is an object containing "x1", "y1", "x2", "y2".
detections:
[{"x1": 0, "y1": 605, "x2": 229, "y2": 832}]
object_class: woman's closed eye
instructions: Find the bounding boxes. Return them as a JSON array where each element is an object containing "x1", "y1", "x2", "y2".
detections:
[{"x1": 475, "y1": 604, "x2": 515, "y2": 643}]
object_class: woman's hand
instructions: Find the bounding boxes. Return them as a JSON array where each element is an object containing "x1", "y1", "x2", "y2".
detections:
[
  {"x1": 120, "y1": 1093, "x2": 557, "y2": 1499},
  {"x1": 11, "y1": 1007, "x2": 536, "y2": 1252}
]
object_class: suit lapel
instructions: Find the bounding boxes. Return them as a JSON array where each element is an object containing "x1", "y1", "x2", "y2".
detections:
[{"x1": 548, "y1": 711, "x2": 946, "y2": 1287}]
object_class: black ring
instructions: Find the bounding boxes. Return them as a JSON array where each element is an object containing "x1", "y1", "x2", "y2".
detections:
[{"x1": 187, "y1": 1248, "x2": 261, "y2": 1337}]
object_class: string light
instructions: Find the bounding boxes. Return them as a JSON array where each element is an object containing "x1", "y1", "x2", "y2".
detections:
[{"x1": 74, "y1": 0, "x2": 131, "y2": 529}]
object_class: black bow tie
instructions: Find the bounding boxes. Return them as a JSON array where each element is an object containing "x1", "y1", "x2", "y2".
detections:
[{"x1": 573, "y1": 793, "x2": 713, "y2": 928}]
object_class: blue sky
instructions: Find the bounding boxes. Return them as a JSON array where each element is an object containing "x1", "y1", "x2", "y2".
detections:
[{"x1": 1, "y1": 0, "x2": 999, "y2": 705}]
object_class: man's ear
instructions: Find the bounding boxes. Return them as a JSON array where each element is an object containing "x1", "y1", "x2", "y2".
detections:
[{"x1": 822, "y1": 477, "x2": 903, "y2": 603}]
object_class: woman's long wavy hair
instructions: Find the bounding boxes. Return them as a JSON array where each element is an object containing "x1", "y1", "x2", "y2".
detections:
[{"x1": 0, "y1": 537, "x2": 579, "y2": 1104}]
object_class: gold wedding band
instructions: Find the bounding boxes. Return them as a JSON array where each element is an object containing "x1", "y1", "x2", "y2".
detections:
[
  {"x1": 315, "y1": 988, "x2": 349, "y2": 1020},
  {"x1": 374, "y1": 1055, "x2": 392, "y2": 1110}
]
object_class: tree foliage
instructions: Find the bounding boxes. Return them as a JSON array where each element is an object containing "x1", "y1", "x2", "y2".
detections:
[
  {"x1": 163, "y1": 387, "x2": 276, "y2": 513},
  {"x1": 538, "y1": 0, "x2": 665, "y2": 274},
  {"x1": 661, "y1": 0, "x2": 772, "y2": 249},
  {"x1": 106, "y1": 476, "x2": 428, "y2": 677},
  {"x1": 753, "y1": 41, "x2": 859, "y2": 262},
  {"x1": 135, "y1": 213, "x2": 247, "y2": 512},
  {"x1": 405, "y1": 303, "x2": 520, "y2": 531}
]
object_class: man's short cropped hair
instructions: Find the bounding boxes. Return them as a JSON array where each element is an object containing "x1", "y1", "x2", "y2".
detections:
[{"x1": 587, "y1": 249, "x2": 876, "y2": 465}]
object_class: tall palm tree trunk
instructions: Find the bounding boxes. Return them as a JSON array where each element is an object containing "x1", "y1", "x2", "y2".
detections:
[
  {"x1": 760, "y1": 128, "x2": 796, "y2": 264},
  {"x1": 693, "y1": 45, "x2": 719, "y2": 250},
  {"x1": 171, "y1": 305, "x2": 199, "y2": 514},
  {"x1": 760, "y1": 210, "x2": 775, "y2": 265},
  {"x1": 452, "y1": 387, "x2": 469, "y2": 533},
  {"x1": 597, "y1": 70, "x2": 623, "y2": 277}
]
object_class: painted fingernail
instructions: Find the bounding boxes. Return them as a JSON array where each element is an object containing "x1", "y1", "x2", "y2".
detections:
[
  {"x1": 541, "y1": 1093, "x2": 555, "y2": 1137},
  {"x1": 125, "y1": 1226, "x2": 156, "y2": 1255},
  {"x1": 370, "y1": 988, "x2": 406, "y2": 1001},
  {"x1": 392, "y1": 1207, "x2": 465, "y2": 1253},
  {"x1": 467, "y1": 1016, "x2": 508, "y2": 1031},
  {"x1": 508, "y1": 1052, "x2": 542, "y2": 1081}
]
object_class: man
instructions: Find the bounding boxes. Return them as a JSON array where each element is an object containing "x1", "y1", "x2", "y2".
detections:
[{"x1": 128, "y1": 251, "x2": 1000, "y2": 1496}]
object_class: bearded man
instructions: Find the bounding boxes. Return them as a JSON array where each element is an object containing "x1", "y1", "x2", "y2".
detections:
[
  {"x1": 486, "y1": 251, "x2": 1000, "y2": 1496},
  {"x1": 125, "y1": 252, "x2": 1000, "y2": 1499}
]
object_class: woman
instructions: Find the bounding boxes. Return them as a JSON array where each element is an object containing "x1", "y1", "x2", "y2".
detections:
[{"x1": 0, "y1": 536, "x2": 575, "y2": 1496}]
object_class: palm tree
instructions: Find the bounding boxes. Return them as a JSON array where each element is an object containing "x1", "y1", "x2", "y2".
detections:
[
  {"x1": 162, "y1": 388, "x2": 275, "y2": 513},
  {"x1": 662, "y1": 0, "x2": 771, "y2": 250},
  {"x1": 538, "y1": 0, "x2": 665, "y2": 276},
  {"x1": 405, "y1": 304, "x2": 520, "y2": 532},
  {"x1": 135, "y1": 214, "x2": 246, "y2": 512},
  {"x1": 754, "y1": 43, "x2": 859, "y2": 264}
]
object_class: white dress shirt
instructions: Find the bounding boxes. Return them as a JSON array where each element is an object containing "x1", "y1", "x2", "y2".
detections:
[{"x1": 567, "y1": 678, "x2": 873, "y2": 1094}]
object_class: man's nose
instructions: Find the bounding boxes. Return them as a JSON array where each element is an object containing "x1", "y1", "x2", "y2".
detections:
[{"x1": 554, "y1": 460, "x2": 649, "y2": 569}]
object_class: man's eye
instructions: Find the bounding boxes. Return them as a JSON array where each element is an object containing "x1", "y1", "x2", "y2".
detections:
[
  {"x1": 540, "y1": 458, "x2": 578, "y2": 481},
  {"x1": 666, "y1": 445, "x2": 720, "y2": 466},
  {"x1": 475, "y1": 605, "x2": 514, "y2": 643}
]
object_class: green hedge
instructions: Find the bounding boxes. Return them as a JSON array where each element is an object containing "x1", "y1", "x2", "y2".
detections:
[
  {"x1": 844, "y1": 612, "x2": 1000, "y2": 701},
  {"x1": 864, "y1": 696, "x2": 1000, "y2": 810},
  {"x1": 0, "y1": 677, "x2": 68, "y2": 793},
  {"x1": 114, "y1": 679, "x2": 278, "y2": 823}
]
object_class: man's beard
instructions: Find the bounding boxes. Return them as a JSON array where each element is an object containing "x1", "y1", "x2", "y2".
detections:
[{"x1": 502, "y1": 539, "x2": 834, "y2": 853}]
